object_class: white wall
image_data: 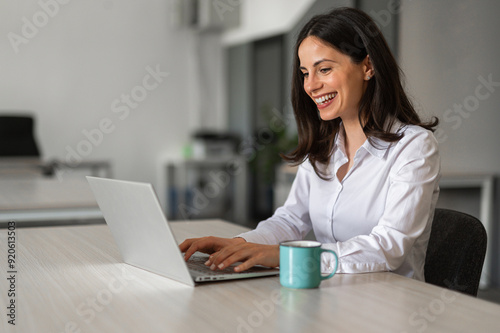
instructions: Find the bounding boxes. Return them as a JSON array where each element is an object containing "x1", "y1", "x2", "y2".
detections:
[
  {"x1": 399, "y1": 0, "x2": 500, "y2": 286},
  {"x1": 399, "y1": 0, "x2": 500, "y2": 175},
  {"x1": 0, "y1": 0, "x2": 205, "y2": 194},
  {"x1": 222, "y1": 0, "x2": 316, "y2": 46}
]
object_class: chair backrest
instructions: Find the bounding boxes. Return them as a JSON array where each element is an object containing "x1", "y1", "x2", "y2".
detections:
[
  {"x1": 424, "y1": 208, "x2": 487, "y2": 296},
  {"x1": 0, "y1": 115, "x2": 40, "y2": 157}
]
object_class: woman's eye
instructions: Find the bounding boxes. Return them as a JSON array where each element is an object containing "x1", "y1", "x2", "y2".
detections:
[
  {"x1": 301, "y1": 72, "x2": 309, "y2": 78},
  {"x1": 319, "y1": 68, "x2": 331, "y2": 74}
]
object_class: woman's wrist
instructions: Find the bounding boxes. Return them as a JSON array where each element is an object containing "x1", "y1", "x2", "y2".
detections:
[{"x1": 232, "y1": 237, "x2": 247, "y2": 244}]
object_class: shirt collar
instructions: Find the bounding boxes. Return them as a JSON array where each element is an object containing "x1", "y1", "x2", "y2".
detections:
[
  {"x1": 362, "y1": 137, "x2": 392, "y2": 159},
  {"x1": 334, "y1": 126, "x2": 347, "y2": 156},
  {"x1": 334, "y1": 120, "x2": 404, "y2": 159}
]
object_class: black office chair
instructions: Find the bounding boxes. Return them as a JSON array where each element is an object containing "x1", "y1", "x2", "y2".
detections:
[
  {"x1": 424, "y1": 208, "x2": 487, "y2": 297},
  {"x1": 0, "y1": 114, "x2": 40, "y2": 157}
]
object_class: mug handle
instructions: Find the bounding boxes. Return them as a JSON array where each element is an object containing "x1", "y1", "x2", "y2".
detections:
[{"x1": 320, "y1": 249, "x2": 338, "y2": 281}]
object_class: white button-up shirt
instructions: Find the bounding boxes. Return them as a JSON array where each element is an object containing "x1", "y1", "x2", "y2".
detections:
[{"x1": 238, "y1": 124, "x2": 440, "y2": 280}]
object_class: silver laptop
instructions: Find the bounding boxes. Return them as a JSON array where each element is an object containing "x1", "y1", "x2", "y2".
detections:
[{"x1": 86, "y1": 176, "x2": 278, "y2": 287}]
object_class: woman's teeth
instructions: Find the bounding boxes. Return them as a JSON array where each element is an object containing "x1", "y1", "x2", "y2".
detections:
[{"x1": 315, "y1": 92, "x2": 337, "y2": 105}]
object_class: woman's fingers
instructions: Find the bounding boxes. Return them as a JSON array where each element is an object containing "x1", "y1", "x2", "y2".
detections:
[
  {"x1": 206, "y1": 242, "x2": 245, "y2": 269},
  {"x1": 179, "y1": 238, "x2": 199, "y2": 260},
  {"x1": 234, "y1": 257, "x2": 262, "y2": 272},
  {"x1": 179, "y1": 236, "x2": 246, "y2": 261},
  {"x1": 208, "y1": 243, "x2": 279, "y2": 272},
  {"x1": 180, "y1": 236, "x2": 217, "y2": 261},
  {"x1": 178, "y1": 238, "x2": 196, "y2": 253}
]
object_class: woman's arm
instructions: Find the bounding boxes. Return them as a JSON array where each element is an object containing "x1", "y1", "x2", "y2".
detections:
[{"x1": 179, "y1": 163, "x2": 314, "y2": 271}]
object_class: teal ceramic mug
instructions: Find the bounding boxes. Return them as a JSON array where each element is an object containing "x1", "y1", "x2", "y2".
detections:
[{"x1": 280, "y1": 240, "x2": 338, "y2": 289}]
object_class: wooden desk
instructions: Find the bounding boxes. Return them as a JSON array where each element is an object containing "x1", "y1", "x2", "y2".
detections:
[
  {"x1": 0, "y1": 177, "x2": 102, "y2": 226},
  {"x1": 1, "y1": 220, "x2": 499, "y2": 333}
]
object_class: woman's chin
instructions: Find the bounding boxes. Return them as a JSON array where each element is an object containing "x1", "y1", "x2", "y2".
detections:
[{"x1": 318, "y1": 110, "x2": 340, "y2": 122}]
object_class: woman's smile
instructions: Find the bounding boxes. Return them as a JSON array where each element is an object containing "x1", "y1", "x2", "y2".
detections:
[{"x1": 314, "y1": 92, "x2": 338, "y2": 109}]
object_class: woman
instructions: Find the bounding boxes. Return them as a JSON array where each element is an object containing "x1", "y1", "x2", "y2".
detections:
[{"x1": 180, "y1": 7, "x2": 440, "y2": 281}]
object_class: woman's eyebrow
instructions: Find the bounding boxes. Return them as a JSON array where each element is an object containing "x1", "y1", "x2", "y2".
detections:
[{"x1": 299, "y1": 59, "x2": 337, "y2": 70}]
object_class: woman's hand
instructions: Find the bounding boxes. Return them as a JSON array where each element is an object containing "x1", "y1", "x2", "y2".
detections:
[
  {"x1": 207, "y1": 242, "x2": 279, "y2": 272},
  {"x1": 179, "y1": 236, "x2": 279, "y2": 272},
  {"x1": 179, "y1": 236, "x2": 246, "y2": 261}
]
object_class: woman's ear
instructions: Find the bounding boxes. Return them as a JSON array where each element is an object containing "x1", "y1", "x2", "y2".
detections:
[{"x1": 363, "y1": 55, "x2": 374, "y2": 80}]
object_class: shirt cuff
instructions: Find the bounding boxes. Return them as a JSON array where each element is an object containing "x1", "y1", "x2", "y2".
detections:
[
  {"x1": 320, "y1": 242, "x2": 388, "y2": 274},
  {"x1": 234, "y1": 230, "x2": 275, "y2": 245}
]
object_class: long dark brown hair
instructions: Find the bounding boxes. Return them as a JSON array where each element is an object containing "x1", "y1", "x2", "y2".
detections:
[{"x1": 283, "y1": 7, "x2": 438, "y2": 179}]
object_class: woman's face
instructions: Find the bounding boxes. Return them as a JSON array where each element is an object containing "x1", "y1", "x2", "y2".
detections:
[{"x1": 298, "y1": 36, "x2": 371, "y2": 122}]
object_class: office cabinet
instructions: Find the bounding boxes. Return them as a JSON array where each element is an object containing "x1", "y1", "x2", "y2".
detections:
[{"x1": 165, "y1": 157, "x2": 248, "y2": 225}]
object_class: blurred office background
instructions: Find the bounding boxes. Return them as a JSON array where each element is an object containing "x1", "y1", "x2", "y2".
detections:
[{"x1": 1, "y1": 0, "x2": 500, "y2": 299}]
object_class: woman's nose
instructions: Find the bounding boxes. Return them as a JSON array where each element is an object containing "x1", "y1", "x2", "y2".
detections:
[{"x1": 305, "y1": 74, "x2": 322, "y2": 94}]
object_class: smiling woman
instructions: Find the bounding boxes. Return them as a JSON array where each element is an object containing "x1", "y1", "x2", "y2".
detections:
[
  {"x1": 180, "y1": 7, "x2": 441, "y2": 282},
  {"x1": 286, "y1": 7, "x2": 438, "y2": 179},
  {"x1": 298, "y1": 36, "x2": 370, "y2": 123}
]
